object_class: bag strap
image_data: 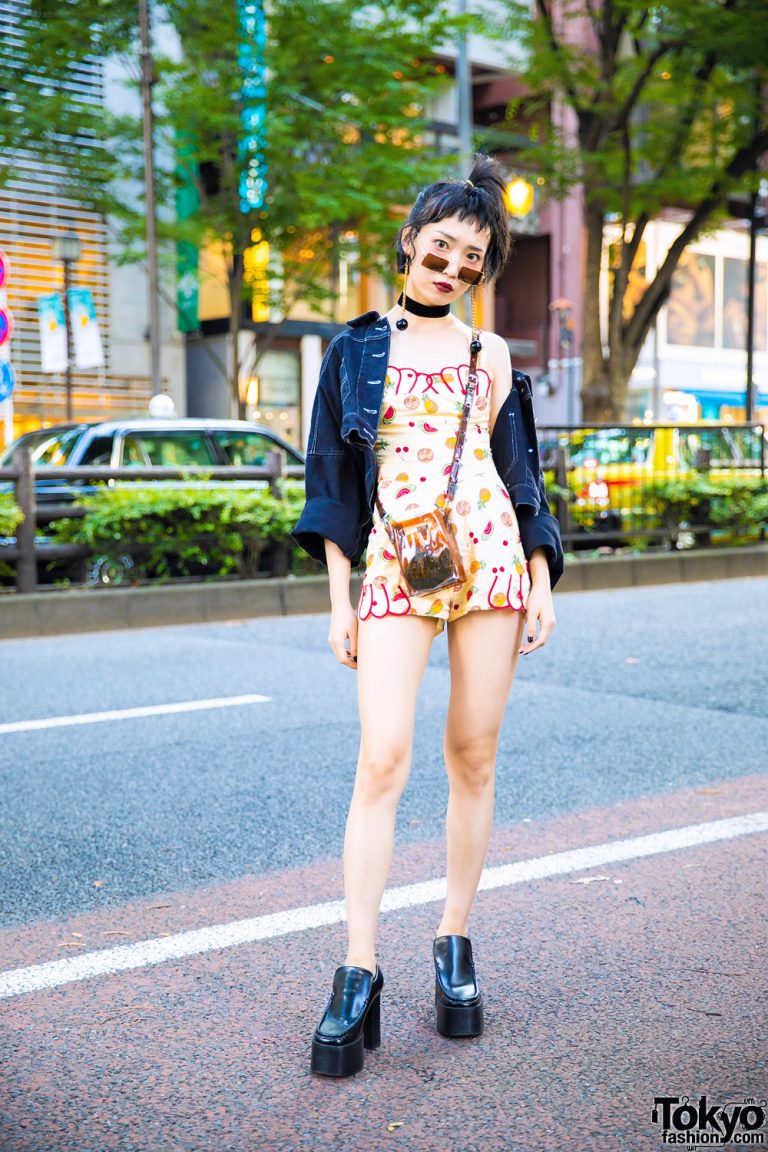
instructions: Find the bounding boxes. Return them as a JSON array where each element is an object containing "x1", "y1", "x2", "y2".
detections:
[
  {"x1": 442, "y1": 342, "x2": 479, "y2": 521},
  {"x1": 375, "y1": 341, "x2": 480, "y2": 525}
]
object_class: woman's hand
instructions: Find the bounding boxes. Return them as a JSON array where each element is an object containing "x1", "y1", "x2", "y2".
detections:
[
  {"x1": 328, "y1": 602, "x2": 359, "y2": 670},
  {"x1": 519, "y1": 550, "x2": 556, "y2": 655}
]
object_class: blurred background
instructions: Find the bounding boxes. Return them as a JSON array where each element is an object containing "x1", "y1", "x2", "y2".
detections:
[{"x1": 1, "y1": 0, "x2": 767, "y2": 449}]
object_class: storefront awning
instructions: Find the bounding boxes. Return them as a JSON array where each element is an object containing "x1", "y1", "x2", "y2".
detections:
[{"x1": 679, "y1": 388, "x2": 768, "y2": 405}]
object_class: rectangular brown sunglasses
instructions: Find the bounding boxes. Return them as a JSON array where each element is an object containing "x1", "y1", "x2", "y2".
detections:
[{"x1": 421, "y1": 251, "x2": 482, "y2": 285}]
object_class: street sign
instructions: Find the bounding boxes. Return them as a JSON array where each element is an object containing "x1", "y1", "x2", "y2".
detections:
[
  {"x1": 0, "y1": 361, "x2": 15, "y2": 402},
  {"x1": 0, "y1": 250, "x2": 9, "y2": 290},
  {"x1": 238, "y1": 0, "x2": 267, "y2": 213},
  {"x1": 0, "y1": 305, "x2": 13, "y2": 346}
]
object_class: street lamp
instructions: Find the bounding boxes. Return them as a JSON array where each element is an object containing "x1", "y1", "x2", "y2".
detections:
[
  {"x1": 456, "y1": 0, "x2": 473, "y2": 326},
  {"x1": 504, "y1": 177, "x2": 535, "y2": 218},
  {"x1": 51, "y1": 230, "x2": 81, "y2": 422}
]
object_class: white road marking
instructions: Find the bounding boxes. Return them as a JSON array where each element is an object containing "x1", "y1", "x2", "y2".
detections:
[
  {"x1": 0, "y1": 810, "x2": 766, "y2": 1001},
  {"x1": 0, "y1": 694, "x2": 271, "y2": 735}
]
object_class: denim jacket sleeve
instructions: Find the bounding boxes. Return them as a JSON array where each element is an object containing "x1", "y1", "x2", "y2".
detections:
[
  {"x1": 515, "y1": 468, "x2": 565, "y2": 590},
  {"x1": 290, "y1": 336, "x2": 366, "y2": 567},
  {"x1": 512, "y1": 372, "x2": 565, "y2": 590}
]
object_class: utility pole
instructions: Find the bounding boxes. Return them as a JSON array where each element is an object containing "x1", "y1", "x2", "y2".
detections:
[
  {"x1": 62, "y1": 257, "x2": 74, "y2": 421},
  {"x1": 456, "y1": 0, "x2": 473, "y2": 177},
  {"x1": 744, "y1": 74, "x2": 765, "y2": 425},
  {"x1": 51, "y1": 231, "x2": 81, "y2": 422},
  {"x1": 138, "y1": 0, "x2": 162, "y2": 395},
  {"x1": 745, "y1": 184, "x2": 767, "y2": 423},
  {"x1": 746, "y1": 189, "x2": 758, "y2": 423},
  {"x1": 456, "y1": 0, "x2": 473, "y2": 326}
]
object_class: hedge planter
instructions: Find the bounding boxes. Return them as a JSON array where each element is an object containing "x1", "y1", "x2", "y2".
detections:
[{"x1": 47, "y1": 481, "x2": 321, "y2": 585}]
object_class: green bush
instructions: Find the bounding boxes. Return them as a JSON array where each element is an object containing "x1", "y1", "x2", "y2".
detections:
[
  {"x1": 48, "y1": 480, "x2": 323, "y2": 582},
  {"x1": 543, "y1": 467, "x2": 768, "y2": 547},
  {"x1": 0, "y1": 495, "x2": 23, "y2": 538},
  {"x1": 635, "y1": 475, "x2": 768, "y2": 546},
  {"x1": 38, "y1": 471, "x2": 768, "y2": 589},
  {"x1": 0, "y1": 495, "x2": 23, "y2": 582}
]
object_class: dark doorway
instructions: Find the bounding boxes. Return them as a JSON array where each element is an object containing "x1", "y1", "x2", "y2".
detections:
[{"x1": 495, "y1": 234, "x2": 550, "y2": 371}]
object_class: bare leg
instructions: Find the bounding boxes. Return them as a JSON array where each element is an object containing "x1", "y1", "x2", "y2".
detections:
[
  {"x1": 436, "y1": 608, "x2": 526, "y2": 937},
  {"x1": 343, "y1": 613, "x2": 437, "y2": 973}
]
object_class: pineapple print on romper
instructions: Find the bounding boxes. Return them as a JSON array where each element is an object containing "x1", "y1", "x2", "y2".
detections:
[{"x1": 357, "y1": 361, "x2": 531, "y2": 636}]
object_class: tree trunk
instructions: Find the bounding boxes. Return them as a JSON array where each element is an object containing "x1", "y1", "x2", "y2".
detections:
[
  {"x1": 228, "y1": 250, "x2": 246, "y2": 420},
  {"x1": 581, "y1": 206, "x2": 645, "y2": 423},
  {"x1": 581, "y1": 203, "x2": 617, "y2": 422}
]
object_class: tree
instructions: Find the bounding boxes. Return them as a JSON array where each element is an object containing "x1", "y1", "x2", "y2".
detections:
[
  {"x1": 0, "y1": 1, "x2": 135, "y2": 210},
  {"x1": 154, "y1": 0, "x2": 459, "y2": 415},
  {"x1": 3, "y1": 1, "x2": 460, "y2": 417},
  {"x1": 493, "y1": 0, "x2": 768, "y2": 421}
]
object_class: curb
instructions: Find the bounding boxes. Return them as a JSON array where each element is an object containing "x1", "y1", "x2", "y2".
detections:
[{"x1": 1, "y1": 544, "x2": 766, "y2": 640}]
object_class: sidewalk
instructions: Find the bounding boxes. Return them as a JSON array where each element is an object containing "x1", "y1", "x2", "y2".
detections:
[
  {"x1": 2, "y1": 543, "x2": 767, "y2": 639},
  {"x1": 1, "y1": 774, "x2": 765, "y2": 1151}
]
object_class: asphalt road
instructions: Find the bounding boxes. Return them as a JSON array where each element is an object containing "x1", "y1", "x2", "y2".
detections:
[
  {"x1": 1, "y1": 577, "x2": 766, "y2": 927},
  {"x1": 0, "y1": 576, "x2": 766, "y2": 1151}
]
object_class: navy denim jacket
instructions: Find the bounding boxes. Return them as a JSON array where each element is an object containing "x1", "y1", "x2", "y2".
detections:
[{"x1": 291, "y1": 309, "x2": 564, "y2": 589}]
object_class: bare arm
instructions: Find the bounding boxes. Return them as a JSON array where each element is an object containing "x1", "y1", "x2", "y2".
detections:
[
  {"x1": 325, "y1": 539, "x2": 359, "y2": 670},
  {"x1": 484, "y1": 334, "x2": 558, "y2": 654},
  {"x1": 325, "y1": 538, "x2": 352, "y2": 608}
]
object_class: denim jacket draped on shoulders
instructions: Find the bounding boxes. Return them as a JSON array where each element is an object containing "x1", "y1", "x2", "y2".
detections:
[{"x1": 291, "y1": 309, "x2": 564, "y2": 590}]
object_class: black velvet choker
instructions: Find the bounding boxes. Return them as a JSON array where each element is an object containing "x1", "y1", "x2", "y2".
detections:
[{"x1": 397, "y1": 292, "x2": 451, "y2": 318}]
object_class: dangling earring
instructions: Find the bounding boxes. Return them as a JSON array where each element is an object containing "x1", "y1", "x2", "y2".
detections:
[
  {"x1": 469, "y1": 283, "x2": 482, "y2": 352},
  {"x1": 396, "y1": 257, "x2": 410, "y2": 330}
]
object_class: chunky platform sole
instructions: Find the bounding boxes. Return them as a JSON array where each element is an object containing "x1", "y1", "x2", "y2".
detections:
[
  {"x1": 435, "y1": 982, "x2": 484, "y2": 1038},
  {"x1": 311, "y1": 990, "x2": 381, "y2": 1077}
]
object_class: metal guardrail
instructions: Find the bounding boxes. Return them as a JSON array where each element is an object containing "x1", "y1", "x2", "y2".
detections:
[
  {"x1": 537, "y1": 421, "x2": 766, "y2": 550},
  {"x1": 0, "y1": 447, "x2": 301, "y2": 593},
  {"x1": 2, "y1": 423, "x2": 766, "y2": 593}
]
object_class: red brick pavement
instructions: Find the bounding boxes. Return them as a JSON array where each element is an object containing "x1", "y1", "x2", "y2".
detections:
[{"x1": 1, "y1": 773, "x2": 766, "y2": 1152}]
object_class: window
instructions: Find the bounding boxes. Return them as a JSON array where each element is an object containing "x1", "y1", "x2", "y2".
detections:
[
  {"x1": 121, "y1": 436, "x2": 150, "y2": 467},
  {"x1": 7, "y1": 427, "x2": 86, "y2": 466},
  {"x1": 79, "y1": 435, "x2": 115, "y2": 466},
  {"x1": 569, "y1": 430, "x2": 652, "y2": 467},
  {"x1": 131, "y1": 432, "x2": 217, "y2": 467},
  {"x1": 214, "y1": 431, "x2": 302, "y2": 467},
  {"x1": 678, "y1": 428, "x2": 743, "y2": 470},
  {"x1": 666, "y1": 252, "x2": 715, "y2": 347},
  {"x1": 662, "y1": 247, "x2": 768, "y2": 352}
]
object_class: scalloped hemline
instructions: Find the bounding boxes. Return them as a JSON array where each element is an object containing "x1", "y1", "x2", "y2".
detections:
[{"x1": 356, "y1": 599, "x2": 528, "y2": 637}]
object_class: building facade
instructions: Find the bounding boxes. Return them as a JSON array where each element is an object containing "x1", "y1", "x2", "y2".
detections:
[
  {"x1": 185, "y1": 29, "x2": 585, "y2": 449},
  {"x1": 623, "y1": 215, "x2": 768, "y2": 423},
  {"x1": 0, "y1": 4, "x2": 186, "y2": 451},
  {"x1": 4, "y1": 2, "x2": 764, "y2": 452}
]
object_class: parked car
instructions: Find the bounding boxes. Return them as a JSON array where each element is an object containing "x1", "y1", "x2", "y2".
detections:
[
  {"x1": 568, "y1": 424, "x2": 762, "y2": 502},
  {"x1": 0, "y1": 418, "x2": 305, "y2": 505},
  {"x1": 541, "y1": 423, "x2": 766, "y2": 546},
  {"x1": 0, "y1": 419, "x2": 307, "y2": 587}
]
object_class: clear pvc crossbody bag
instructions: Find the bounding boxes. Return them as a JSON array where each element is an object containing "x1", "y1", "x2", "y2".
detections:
[{"x1": 373, "y1": 343, "x2": 480, "y2": 597}]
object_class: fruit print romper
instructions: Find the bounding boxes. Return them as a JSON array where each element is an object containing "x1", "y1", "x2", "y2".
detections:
[{"x1": 356, "y1": 358, "x2": 532, "y2": 636}]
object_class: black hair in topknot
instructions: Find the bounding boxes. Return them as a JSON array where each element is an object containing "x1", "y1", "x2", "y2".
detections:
[{"x1": 396, "y1": 153, "x2": 513, "y2": 285}]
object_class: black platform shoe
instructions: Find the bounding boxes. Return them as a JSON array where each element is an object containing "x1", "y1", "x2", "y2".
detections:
[
  {"x1": 433, "y1": 934, "x2": 484, "y2": 1038},
  {"x1": 311, "y1": 963, "x2": 384, "y2": 1077}
]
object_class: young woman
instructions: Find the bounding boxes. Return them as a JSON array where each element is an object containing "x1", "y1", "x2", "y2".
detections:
[{"x1": 292, "y1": 154, "x2": 564, "y2": 1077}]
